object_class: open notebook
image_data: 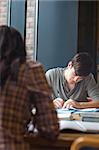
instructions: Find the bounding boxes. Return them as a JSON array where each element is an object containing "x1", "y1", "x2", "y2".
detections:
[{"x1": 57, "y1": 108, "x2": 99, "y2": 133}]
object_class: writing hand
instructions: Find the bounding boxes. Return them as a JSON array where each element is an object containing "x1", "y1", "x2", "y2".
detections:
[{"x1": 53, "y1": 98, "x2": 64, "y2": 109}]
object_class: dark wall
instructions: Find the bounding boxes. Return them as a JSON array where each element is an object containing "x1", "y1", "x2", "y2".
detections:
[
  {"x1": 37, "y1": 1, "x2": 78, "y2": 71},
  {"x1": 78, "y1": 1, "x2": 97, "y2": 79}
]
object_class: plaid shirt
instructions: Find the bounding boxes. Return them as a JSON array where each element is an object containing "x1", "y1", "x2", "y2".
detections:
[{"x1": 0, "y1": 61, "x2": 59, "y2": 150}]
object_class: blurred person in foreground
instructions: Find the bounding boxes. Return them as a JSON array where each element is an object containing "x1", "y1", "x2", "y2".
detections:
[
  {"x1": 46, "y1": 52, "x2": 99, "y2": 109},
  {"x1": 0, "y1": 25, "x2": 59, "y2": 150}
]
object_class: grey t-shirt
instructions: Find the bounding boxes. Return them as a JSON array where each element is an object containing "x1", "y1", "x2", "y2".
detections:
[{"x1": 46, "y1": 67, "x2": 99, "y2": 102}]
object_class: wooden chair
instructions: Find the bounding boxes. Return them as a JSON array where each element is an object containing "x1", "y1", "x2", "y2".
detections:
[{"x1": 70, "y1": 136, "x2": 99, "y2": 150}]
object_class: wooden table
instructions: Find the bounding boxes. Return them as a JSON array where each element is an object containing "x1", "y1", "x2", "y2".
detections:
[{"x1": 24, "y1": 130, "x2": 99, "y2": 150}]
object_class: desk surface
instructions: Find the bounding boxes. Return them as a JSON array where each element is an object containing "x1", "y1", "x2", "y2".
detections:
[{"x1": 24, "y1": 131, "x2": 99, "y2": 149}]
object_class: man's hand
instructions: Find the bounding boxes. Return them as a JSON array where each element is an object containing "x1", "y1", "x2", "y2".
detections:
[
  {"x1": 62, "y1": 99, "x2": 81, "y2": 109},
  {"x1": 53, "y1": 98, "x2": 64, "y2": 109}
]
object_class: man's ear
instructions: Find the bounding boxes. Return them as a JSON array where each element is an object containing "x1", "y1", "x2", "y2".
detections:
[{"x1": 67, "y1": 61, "x2": 73, "y2": 68}]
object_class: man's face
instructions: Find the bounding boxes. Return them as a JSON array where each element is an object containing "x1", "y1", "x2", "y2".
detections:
[{"x1": 67, "y1": 67, "x2": 85, "y2": 84}]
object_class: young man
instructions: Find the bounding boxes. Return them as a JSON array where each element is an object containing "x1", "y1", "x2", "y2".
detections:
[{"x1": 46, "y1": 52, "x2": 99, "y2": 109}]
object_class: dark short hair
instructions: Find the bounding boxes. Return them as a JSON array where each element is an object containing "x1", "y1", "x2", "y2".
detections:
[{"x1": 71, "y1": 52, "x2": 93, "y2": 76}]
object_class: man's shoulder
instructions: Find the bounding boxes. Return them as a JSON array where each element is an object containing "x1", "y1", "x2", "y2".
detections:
[
  {"x1": 46, "y1": 67, "x2": 64, "y2": 74},
  {"x1": 86, "y1": 73, "x2": 95, "y2": 80},
  {"x1": 84, "y1": 73, "x2": 96, "y2": 85}
]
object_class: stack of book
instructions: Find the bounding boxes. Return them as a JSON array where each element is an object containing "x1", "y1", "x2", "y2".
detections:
[
  {"x1": 57, "y1": 108, "x2": 99, "y2": 132},
  {"x1": 72, "y1": 110, "x2": 99, "y2": 122},
  {"x1": 57, "y1": 108, "x2": 99, "y2": 122}
]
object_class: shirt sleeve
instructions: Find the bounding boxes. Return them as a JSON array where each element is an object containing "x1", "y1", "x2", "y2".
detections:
[
  {"x1": 26, "y1": 61, "x2": 59, "y2": 140},
  {"x1": 86, "y1": 74, "x2": 99, "y2": 101},
  {"x1": 45, "y1": 69, "x2": 55, "y2": 87},
  {"x1": 46, "y1": 68, "x2": 58, "y2": 99}
]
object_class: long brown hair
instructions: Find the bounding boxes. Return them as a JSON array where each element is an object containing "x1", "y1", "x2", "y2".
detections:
[{"x1": 0, "y1": 25, "x2": 26, "y2": 87}]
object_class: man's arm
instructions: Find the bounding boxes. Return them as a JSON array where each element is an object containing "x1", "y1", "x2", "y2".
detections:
[
  {"x1": 79, "y1": 100, "x2": 99, "y2": 108},
  {"x1": 62, "y1": 99, "x2": 99, "y2": 109}
]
